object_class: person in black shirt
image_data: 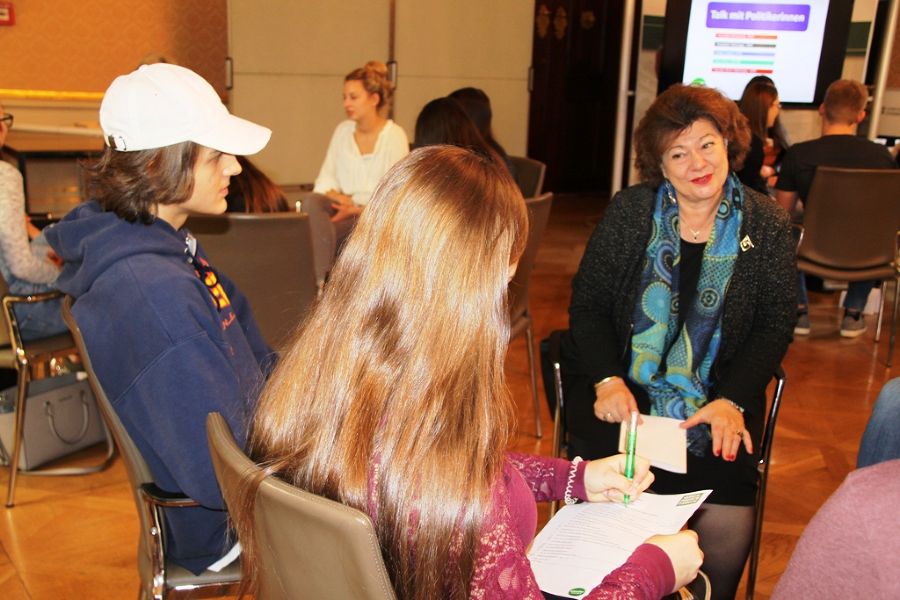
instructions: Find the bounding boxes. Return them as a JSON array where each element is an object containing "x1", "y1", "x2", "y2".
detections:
[
  {"x1": 736, "y1": 80, "x2": 780, "y2": 194},
  {"x1": 775, "y1": 79, "x2": 896, "y2": 337}
]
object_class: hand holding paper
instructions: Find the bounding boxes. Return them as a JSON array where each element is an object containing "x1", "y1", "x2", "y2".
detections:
[
  {"x1": 618, "y1": 414, "x2": 688, "y2": 473},
  {"x1": 528, "y1": 489, "x2": 712, "y2": 598},
  {"x1": 645, "y1": 530, "x2": 704, "y2": 593}
]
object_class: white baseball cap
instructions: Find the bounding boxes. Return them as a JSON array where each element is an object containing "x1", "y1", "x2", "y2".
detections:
[{"x1": 100, "y1": 63, "x2": 271, "y2": 155}]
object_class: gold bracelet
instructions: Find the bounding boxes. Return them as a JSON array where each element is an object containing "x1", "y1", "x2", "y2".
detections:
[{"x1": 594, "y1": 375, "x2": 619, "y2": 390}]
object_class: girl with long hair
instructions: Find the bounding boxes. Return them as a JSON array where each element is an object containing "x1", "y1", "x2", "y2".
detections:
[
  {"x1": 225, "y1": 156, "x2": 289, "y2": 213},
  {"x1": 413, "y1": 96, "x2": 493, "y2": 156},
  {"x1": 236, "y1": 146, "x2": 702, "y2": 599},
  {"x1": 448, "y1": 87, "x2": 515, "y2": 174},
  {"x1": 737, "y1": 80, "x2": 781, "y2": 194}
]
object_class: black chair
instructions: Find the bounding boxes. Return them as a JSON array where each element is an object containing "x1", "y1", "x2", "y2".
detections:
[
  {"x1": 745, "y1": 365, "x2": 785, "y2": 600},
  {"x1": 539, "y1": 330, "x2": 786, "y2": 599}
]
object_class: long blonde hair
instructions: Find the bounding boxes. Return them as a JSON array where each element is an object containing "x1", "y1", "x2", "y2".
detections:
[{"x1": 238, "y1": 145, "x2": 528, "y2": 598}]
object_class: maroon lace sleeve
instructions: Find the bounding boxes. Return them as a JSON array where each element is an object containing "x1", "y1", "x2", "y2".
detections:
[
  {"x1": 506, "y1": 452, "x2": 587, "y2": 502},
  {"x1": 469, "y1": 477, "x2": 673, "y2": 599}
]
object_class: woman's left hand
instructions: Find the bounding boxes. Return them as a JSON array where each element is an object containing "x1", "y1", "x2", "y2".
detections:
[
  {"x1": 583, "y1": 454, "x2": 654, "y2": 503},
  {"x1": 680, "y1": 399, "x2": 752, "y2": 461},
  {"x1": 47, "y1": 249, "x2": 63, "y2": 268},
  {"x1": 25, "y1": 215, "x2": 41, "y2": 241}
]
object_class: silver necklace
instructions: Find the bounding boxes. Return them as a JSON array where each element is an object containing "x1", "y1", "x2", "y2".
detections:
[{"x1": 689, "y1": 227, "x2": 701, "y2": 241}]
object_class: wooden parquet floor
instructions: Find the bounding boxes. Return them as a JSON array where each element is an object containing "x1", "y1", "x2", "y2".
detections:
[{"x1": 0, "y1": 193, "x2": 890, "y2": 599}]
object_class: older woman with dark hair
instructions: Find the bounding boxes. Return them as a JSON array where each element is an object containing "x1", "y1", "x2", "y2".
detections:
[{"x1": 561, "y1": 84, "x2": 796, "y2": 599}]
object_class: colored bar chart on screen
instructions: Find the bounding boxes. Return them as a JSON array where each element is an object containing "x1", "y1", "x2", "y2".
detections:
[{"x1": 679, "y1": 0, "x2": 835, "y2": 103}]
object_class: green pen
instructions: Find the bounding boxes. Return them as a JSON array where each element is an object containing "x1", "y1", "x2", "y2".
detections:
[{"x1": 624, "y1": 410, "x2": 638, "y2": 505}]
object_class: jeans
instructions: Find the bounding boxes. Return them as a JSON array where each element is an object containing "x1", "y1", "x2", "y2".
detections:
[
  {"x1": 299, "y1": 192, "x2": 358, "y2": 285},
  {"x1": 3, "y1": 276, "x2": 67, "y2": 343},
  {"x1": 857, "y1": 378, "x2": 900, "y2": 468},
  {"x1": 797, "y1": 273, "x2": 875, "y2": 312}
]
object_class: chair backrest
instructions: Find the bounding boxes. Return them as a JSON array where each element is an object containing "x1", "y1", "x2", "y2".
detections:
[
  {"x1": 185, "y1": 213, "x2": 318, "y2": 350},
  {"x1": 509, "y1": 193, "x2": 554, "y2": 322},
  {"x1": 798, "y1": 167, "x2": 900, "y2": 270},
  {"x1": 61, "y1": 296, "x2": 159, "y2": 583},
  {"x1": 206, "y1": 413, "x2": 397, "y2": 600},
  {"x1": 509, "y1": 155, "x2": 546, "y2": 198}
]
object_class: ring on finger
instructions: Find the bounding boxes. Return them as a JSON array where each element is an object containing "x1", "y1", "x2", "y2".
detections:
[{"x1": 605, "y1": 412, "x2": 613, "y2": 421}]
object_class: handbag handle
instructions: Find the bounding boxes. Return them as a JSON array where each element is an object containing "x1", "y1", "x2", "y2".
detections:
[{"x1": 44, "y1": 390, "x2": 91, "y2": 445}]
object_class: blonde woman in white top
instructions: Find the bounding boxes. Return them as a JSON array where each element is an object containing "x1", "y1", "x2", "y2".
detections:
[{"x1": 305, "y1": 61, "x2": 409, "y2": 280}]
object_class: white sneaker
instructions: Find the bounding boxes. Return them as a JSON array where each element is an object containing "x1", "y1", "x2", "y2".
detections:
[{"x1": 840, "y1": 314, "x2": 866, "y2": 338}]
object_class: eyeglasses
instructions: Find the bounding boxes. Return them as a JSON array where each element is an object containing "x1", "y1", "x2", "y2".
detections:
[{"x1": 0, "y1": 114, "x2": 12, "y2": 128}]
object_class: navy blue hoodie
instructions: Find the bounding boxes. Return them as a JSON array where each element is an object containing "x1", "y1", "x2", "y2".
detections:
[{"x1": 46, "y1": 201, "x2": 274, "y2": 574}]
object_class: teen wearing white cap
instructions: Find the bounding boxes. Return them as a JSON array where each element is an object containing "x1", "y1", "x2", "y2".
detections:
[{"x1": 46, "y1": 63, "x2": 273, "y2": 574}]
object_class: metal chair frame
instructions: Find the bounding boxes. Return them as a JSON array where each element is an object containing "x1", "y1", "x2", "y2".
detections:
[
  {"x1": 540, "y1": 329, "x2": 786, "y2": 600},
  {"x1": 794, "y1": 166, "x2": 900, "y2": 366},
  {"x1": 509, "y1": 192, "x2": 554, "y2": 438},
  {"x1": 1, "y1": 287, "x2": 114, "y2": 507},
  {"x1": 61, "y1": 296, "x2": 241, "y2": 599},
  {"x1": 745, "y1": 366, "x2": 785, "y2": 600}
]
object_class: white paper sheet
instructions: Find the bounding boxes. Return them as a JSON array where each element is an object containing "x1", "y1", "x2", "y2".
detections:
[
  {"x1": 618, "y1": 414, "x2": 688, "y2": 474},
  {"x1": 528, "y1": 490, "x2": 711, "y2": 598}
]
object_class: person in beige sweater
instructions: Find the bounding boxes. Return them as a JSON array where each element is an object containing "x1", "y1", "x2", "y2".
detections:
[{"x1": 0, "y1": 104, "x2": 66, "y2": 340}]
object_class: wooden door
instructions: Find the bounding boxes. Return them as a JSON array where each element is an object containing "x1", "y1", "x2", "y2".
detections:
[{"x1": 527, "y1": 0, "x2": 626, "y2": 192}]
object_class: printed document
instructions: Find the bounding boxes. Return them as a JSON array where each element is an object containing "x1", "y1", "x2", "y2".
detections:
[
  {"x1": 618, "y1": 414, "x2": 688, "y2": 473},
  {"x1": 529, "y1": 489, "x2": 711, "y2": 598}
]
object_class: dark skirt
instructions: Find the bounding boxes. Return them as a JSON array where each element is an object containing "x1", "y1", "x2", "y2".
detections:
[{"x1": 560, "y1": 349, "x2": 758, "y2": 507}]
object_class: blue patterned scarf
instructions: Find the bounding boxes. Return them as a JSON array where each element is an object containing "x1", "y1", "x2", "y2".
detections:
[{"x1": 628, "y1": 174, "x2": 743, "y2": 456}]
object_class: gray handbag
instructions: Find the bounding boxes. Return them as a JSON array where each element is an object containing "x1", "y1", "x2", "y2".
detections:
[{"x1": 0, "y1": 372, "x2": 109, "y2": 470}]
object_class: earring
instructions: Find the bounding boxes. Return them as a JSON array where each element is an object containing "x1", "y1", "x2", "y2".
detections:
[{"x1": 664, "y1": 178, "x2": 677, "y2": 204}]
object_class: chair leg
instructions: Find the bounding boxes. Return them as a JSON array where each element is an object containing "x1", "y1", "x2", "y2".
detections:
[
  {"x1": 549, "y1": 362, "x2": 564, "y2": 519},
  {"x1": 5, "y1": 368, "x2": 31, "y2": 507},
  {"x1": 746, "y1": 466, "x2": 769, "y2": 600},
  {"x1": 888, "y1": 277, "x2": 899, "y2": 368},
  {"x1": 875, "y1": 280, "x2": 886, "y2": 342},
  {"x1": 525, "y1": 324, "x2": 542, "y2": 439},
  {"x1": 551, "y1": 363, "x2": 563, "y2": 459}
]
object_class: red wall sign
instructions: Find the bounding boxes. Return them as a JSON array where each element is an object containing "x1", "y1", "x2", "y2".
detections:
[{"x1": 0, "y1": 3, "x2": 15, "y2": 26}]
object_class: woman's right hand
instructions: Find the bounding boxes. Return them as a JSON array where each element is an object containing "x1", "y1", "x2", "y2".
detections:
[
  {"x1": 645, "y1": 530, "x2": 704, "y2": 593},
  {"x1": 593, "y1": 377, "x2": 640, "y2": 423},
  {"x1": 326, "y1": 190, "x2": 362, "y2": 223}
]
